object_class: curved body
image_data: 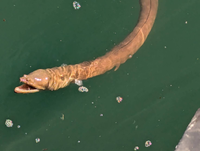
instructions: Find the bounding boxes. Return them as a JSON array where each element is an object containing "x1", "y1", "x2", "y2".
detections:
[{"x1": 15, "y1": 0, "x2": 158, "y2": 93}]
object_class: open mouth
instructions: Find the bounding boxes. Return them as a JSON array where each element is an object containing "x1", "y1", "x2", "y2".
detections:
[
  {"x1": 14, "y1": 84, "x2": 39, "y2": 93},
  {"x1": 14, "y1": 76, "x2": 40, "y2": 93}
]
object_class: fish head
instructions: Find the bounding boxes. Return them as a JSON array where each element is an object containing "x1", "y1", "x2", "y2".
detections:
[{"x1": 14, "y1": 69, "x2": 50, "y2": 93}]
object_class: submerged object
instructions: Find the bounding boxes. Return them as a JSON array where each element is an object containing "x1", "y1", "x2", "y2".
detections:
[
  {"x1": 175, "y1": 108, "x2": 200, "y2": 151},
  {"x1": 73, "y1": 1, "x2": 81, "y2": 9}
]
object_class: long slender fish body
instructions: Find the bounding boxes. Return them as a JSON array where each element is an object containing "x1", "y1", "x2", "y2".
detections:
[{"x1": 14, "y1": 0, "x2": 158, "y2": 93}]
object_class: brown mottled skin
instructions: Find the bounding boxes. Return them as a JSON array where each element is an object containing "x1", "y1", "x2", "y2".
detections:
[{"x1": 15, "y1": 0, "x2": 158, "y2": 93}]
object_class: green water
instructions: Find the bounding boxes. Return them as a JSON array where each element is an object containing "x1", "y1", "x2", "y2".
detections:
[{"x1": 1, "y1": 0, "x2": 200, "y2": 150}]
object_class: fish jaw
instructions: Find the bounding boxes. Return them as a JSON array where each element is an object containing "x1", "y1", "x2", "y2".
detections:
[
  {"x1": 14, "y1": 84, "x2": 40, "y2": 93},
  {"x1": 14, "y1": 76, "x2": 40, "y2": 94}
]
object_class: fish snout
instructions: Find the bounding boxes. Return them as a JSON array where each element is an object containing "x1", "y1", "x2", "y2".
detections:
[{"x1": 20, "y1": 77, "x2": 27, "y2": 83}]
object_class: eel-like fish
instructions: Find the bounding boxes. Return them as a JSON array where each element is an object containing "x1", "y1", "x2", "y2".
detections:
[{"x1": 14, "y1": 0, "x2": 158, "y2": 93}]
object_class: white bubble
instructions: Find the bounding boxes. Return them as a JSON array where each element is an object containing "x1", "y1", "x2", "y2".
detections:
[
  {"x1": 134, "y1": 146, "x2": 139, "y2": 150},
  {"x1": 5, "y1": 119, "x2": 13, "y2": 127},
  {"x1": 145, "y1": 140, "x2": 152, "y2": 147},
  {"x1": 35, "y1": 138, "x2": 40, "y2": 143},
  {"x1": 60, "y1": 114, "x2": 64, "y2": 120},
  {"x1": 75, "y1": 79, "x2": 83, "y2": 86},
  {"x1": 116, "y1": 96, "x2": 123, "y2": 103},
  {"x1": 61, "y1": 63, "x2": 67, "y2": 67},
  {"x1": 78, "y1": 86, "x2": 88, "y2": 92},
  {"x1": 73, "y1": 1, "x2": 81, "y2": 9}
]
